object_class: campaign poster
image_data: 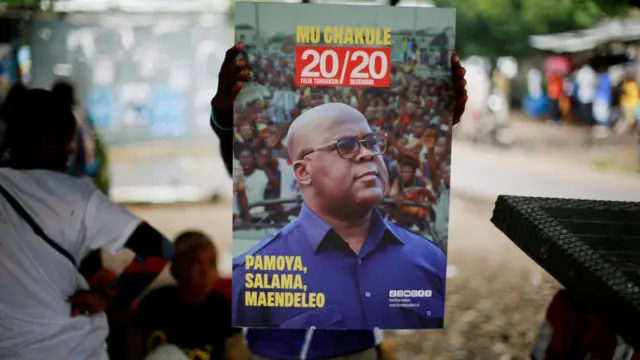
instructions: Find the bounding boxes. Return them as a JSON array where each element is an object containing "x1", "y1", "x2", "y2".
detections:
[{"x1": 232, "y1": 2, "x2": 456, "y2": 330}]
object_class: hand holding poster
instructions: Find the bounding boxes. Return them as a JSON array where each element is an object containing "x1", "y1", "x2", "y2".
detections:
[{"x1": 232, "y1": 3, "x2": 456, "y2": 330}]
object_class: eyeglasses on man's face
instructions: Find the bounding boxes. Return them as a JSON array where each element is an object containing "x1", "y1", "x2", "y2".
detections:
[{"x1": 298, "y1": 133, "x2": 388, "y2": 160}]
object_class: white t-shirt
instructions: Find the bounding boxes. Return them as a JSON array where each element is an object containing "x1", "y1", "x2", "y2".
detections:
[
  {"x1": 527, "y1": 68, "x2": 543, "y2": 99},
  {"x1": 464, "y1": 63, "x2": 490, "y2": 112},
  {"x1": 575, "y1": 65, "x2": 597, "y2": 104},
  {"x1": 0, "y1": 168, "x2": 141, "y2": 360},
  {"x1": 277, "y1": 158, "x2": 297, "y2": 200},
  {"x1": 277, "y1": 158, "x2": 298, "y2": 212},
  {"x1": 244, "y1": 169, "x2": 268, "y2": 205}
]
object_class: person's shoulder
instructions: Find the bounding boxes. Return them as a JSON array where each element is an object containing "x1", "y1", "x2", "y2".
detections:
[
  {"x1": 7, "y1": 168, "x2": 95, "y2": 189},
  {"x1": 232, "y1": 231, "x2": 281, "y2": 270},
  {"x1": 0, "y1": 168, "x2": 97, "y2": 200},
  {"x1": 232, "y1": 221, "x2": 300, "y2": 270},
  {"x1": 386, "y1": 222, "x2": 446, "y2": 277},
  {"x1": 386, "y1": 221, "x2": 443, "y2": 256}
]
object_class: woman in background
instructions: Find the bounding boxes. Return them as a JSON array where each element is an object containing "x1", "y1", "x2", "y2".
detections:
[
  {"x1": 619, "y1": 72, "x2": 639, "y2": 134},
  {"x1": 51, "y1": 80, "x2": 109, "y2": 195},
  {"x1": 547, "y1": 73, "x2": 564, "y2": 124},
  {"x1": 0, "y1": 82, "x2": 27, "y2": 163}
]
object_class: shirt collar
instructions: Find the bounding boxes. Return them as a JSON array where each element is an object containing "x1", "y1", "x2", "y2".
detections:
[{"x1": 297, "y1": 203, "x2": 404, "y2": 253}]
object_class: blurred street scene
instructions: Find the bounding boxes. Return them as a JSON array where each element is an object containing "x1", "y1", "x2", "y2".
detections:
[{"x1": 2, "y1": 0, "x2": 640, "y2": 359}]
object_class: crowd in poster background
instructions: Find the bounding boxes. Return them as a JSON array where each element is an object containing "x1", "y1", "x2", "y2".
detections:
[{"x1": 232, "y1": 30, "x2": 455, "y2": 251}]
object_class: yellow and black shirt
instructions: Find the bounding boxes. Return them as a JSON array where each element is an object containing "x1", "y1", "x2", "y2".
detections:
[{"x1": 132, "y1": 286, "x2": 239, "y2": 360}]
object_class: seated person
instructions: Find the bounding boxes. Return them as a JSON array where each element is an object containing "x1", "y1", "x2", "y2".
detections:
[{"x1": 131, "y1": 230, "x2": 247, "y2": 360}]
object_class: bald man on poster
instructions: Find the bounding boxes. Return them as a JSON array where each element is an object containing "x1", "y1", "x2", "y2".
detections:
[{"x1": 232, "y1": 103, "x2": 446, "y2": 330}]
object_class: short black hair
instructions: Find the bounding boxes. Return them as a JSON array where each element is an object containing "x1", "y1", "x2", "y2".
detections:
[
  {"x1": 0, "y1": 82, "x2": 27, "y2": 121},
  {"x1": 174, "y1": 230, "x2": 216, "y2": 261},
  {"x1": 51, "y1": 80, "x2": 76, "y2": 108},
  {"x1": 170, "y1": 230, "x2": 217, "y2": 280},
  {"x1": 4, "y1": 89, "x2": 77, "y2": 168}
]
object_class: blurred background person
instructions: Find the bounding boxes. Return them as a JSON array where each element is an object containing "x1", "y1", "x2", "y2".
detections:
[
  {"x1": 619, "y1": 71, "x2": 639, "y2": 135},
  {"x1": 0, "y1": 82, "x2": 27, "y2": 156},
  {"x1": 0, "y1": 88, "x2": 174, "y2": 360},
  {"x1": 575, "y1": 63, "x2": 598, "y2": 127},
  {"x1": 51, "y1": 80, "x2": 109, "y2": 194},
  {"x1": 130, "y1": 230, "x2": 247, "y2": 360},
  {"x1": 546, "y1": 72, "x2": 564, "y2": 124},
  {"x1": 593, "y1": 65, "x2": 613, "y2": 138}
]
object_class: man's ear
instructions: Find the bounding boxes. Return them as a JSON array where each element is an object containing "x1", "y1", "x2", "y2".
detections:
[{"x1": 293, "y1": 160, "x2": 311, "y2": 186}]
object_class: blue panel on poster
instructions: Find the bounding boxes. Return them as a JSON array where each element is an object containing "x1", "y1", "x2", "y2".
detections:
[
  {"x1": 148, "y1": 85, "x2": 187, "y2": 138},
  {"x1": 87, "y1": 87, "x2": 114, "y2": 130}
]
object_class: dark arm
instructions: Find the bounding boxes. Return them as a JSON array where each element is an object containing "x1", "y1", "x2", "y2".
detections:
[
  {"x1": 211, "y1": 106, "x2": 234, "y2": 176},
  {"x1": 107, "y1": 222, "x2": 174, "y2": 309},
  {"x1": 425, "y1": 146, "x2": 440, "y2": 191},
  {"x1": 261, "y1": 165, "x2": 280, "y2": 189}
]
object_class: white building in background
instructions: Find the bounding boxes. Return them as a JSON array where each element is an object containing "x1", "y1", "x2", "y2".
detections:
[
  {"x1": 311, "y1": 0, "x2": 433, "y2": 5},
  {"x1": 52, "y1": 0, "x2": 434, "y2": 13},
  {"x1": 235, "y1": 24, "x2": 256, "y2": 46},
  {"x1": 395, "y1": 0, "x2": 434, "y2": 6},
  {"x1": 52, "y1": 0, "x2": 230, "y2": 13}
]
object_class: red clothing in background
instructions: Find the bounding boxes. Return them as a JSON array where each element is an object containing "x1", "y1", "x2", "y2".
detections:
[
  {"x1": 213, "y1": 278, "x2": 232, "y2": 299},
  {"x1": 531, "y1": 289, "x2": 639, "y2": 360},
  {"x1": 547, "y1": 75, "x2": 564, "y2": 101}
]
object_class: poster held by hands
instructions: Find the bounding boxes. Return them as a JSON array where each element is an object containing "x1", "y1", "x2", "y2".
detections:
[{"x1": 232, "y1": 2, "x2": 456, "y2": 331}]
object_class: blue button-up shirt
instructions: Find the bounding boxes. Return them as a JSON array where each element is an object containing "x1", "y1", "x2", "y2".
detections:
[
  {"x1": 212, "y1": 106, "x2": 378, "y2": 359},
  {"x1": 233, "y1": 203, "x2": 446, "y2": 331}
]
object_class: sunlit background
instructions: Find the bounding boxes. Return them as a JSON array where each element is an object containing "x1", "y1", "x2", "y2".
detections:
[{"x1": 2, "y1": 0, "x2": 640, "y2": 358}]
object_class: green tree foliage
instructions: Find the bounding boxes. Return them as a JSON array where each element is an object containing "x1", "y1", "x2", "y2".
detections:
[
  {"x1": 0, "y1": 0, "x2": 42, "y2": 6},
  {"x1": 434, "y1": 0, "x2": 631, "y2": 59}
]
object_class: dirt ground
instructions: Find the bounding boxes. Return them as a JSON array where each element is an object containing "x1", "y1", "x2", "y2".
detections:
[
  {"x1": 108, "y1": 193, "x2": 559, "y2": 360},
  {"x1": 384, "y1": 195, "x2": 559, "y2": 360},
  {"x1": 456, "y1": 111, "x2": 639, "y2": 174}
]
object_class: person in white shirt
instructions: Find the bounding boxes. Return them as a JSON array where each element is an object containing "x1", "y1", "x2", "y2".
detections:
[
  {"x1": 237, "y1": 149, "x2": 269, "y2": 206},
  {"x1": 0, "y1": 89, "x2": 174, "y2": 360},
  {"x1": 527, "y1": 68, "x2": 543, "y2": 100},
  {"x1": 255, "y1": 147, "x2": 299, "y2": 218},
  {"x1": 575, "y1": 65, "x2": 597, "y2": 126},
  {"x1": 460, "y1": 60, "x2": 490, "y2": 125}
]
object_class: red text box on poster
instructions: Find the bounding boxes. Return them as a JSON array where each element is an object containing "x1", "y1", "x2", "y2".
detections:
[{"x1": 295, "y1": 46, "x2": 391, "y2": 88}]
